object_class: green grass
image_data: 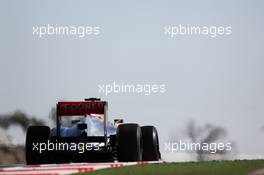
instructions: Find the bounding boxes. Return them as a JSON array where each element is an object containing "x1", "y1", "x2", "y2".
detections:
[{"x1": 74, "y1": 160, "x2": 264, "y2": 175}]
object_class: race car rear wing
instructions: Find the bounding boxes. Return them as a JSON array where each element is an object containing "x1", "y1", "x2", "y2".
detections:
[
  {"x1": 57, "y1": 101, "x2": 107, "y2": 116},
  {"x1": 56, "y1": 99, "x2": 108, "y2": 143}
]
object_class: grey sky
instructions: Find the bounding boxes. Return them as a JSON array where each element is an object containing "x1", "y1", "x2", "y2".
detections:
[{"x1": 0, "y1": 0, "x2": 264, "y2": 160}]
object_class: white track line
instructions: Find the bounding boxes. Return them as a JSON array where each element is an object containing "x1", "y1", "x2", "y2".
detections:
[{"x1": 0, "y1": 161, "x2": 162, "y2": 175}]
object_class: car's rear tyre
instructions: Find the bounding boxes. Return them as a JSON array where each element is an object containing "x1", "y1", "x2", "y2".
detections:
[
  {"x1": 117, "y1": 123, "x2": 142, "y2": 162},
  {"x1": 141, "y1": 126, "x2": 160, "y2": 161},
  {"x1": 26, "y1": 126, "x2": 50, "y2": 165}
]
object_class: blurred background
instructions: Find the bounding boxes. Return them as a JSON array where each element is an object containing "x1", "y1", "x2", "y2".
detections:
[{"x1": 0, "y1": 0, "x2": 264, "y2": 164}]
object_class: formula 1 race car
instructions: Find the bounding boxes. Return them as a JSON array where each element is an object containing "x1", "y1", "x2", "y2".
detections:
[{"x1": 25, "y1": 98, "x2": 160, "y2": 164}]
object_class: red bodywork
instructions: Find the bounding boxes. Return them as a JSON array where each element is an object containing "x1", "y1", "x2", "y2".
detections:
[
  {"x1": 56, "y1": 99, "x2": 108, "y2": 140},
  {"x1": 57, "y1": 101, "x2": 107, "y2": 116}
]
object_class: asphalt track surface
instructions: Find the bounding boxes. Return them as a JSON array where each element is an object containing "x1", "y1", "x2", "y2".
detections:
[{"x1": 0, "y1": 161, "x2": 161, "y2": 175}]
